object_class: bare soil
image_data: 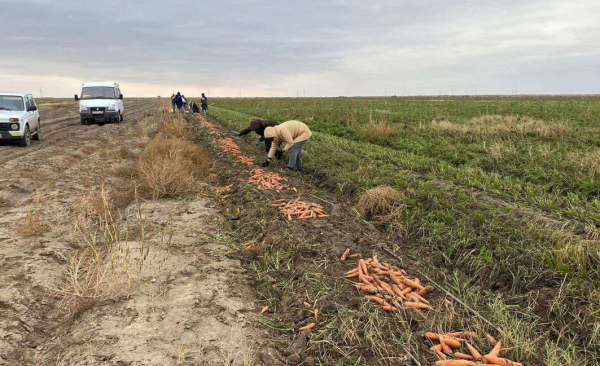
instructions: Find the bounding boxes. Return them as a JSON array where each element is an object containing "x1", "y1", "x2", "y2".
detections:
[{"x1": 0, "y1": 103, "x2": 264, "y2": 365}]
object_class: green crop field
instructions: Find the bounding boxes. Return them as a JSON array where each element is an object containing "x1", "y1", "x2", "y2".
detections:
[{"x1": 206, "y1": 95, "x2": 599, "y2": 364}]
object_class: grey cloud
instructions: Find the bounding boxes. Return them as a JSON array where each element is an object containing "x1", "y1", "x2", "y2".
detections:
[{"x1": 1, "y1": 0, "x2": 599, "y2": 96}]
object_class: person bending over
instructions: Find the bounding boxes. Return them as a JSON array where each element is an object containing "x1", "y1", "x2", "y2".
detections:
[
  {"x1": 262, "y1": 120, "x2": 312, "y2": 171},
  {"x1": 232, "y1": 119, "x2": 279, "y2": 153}
]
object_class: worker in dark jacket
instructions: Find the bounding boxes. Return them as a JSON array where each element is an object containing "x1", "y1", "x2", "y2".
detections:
[
  {"x1": 232, "y1": 119, "x2": 279, "y2": 153},
  {"x1": 200, "y1": 93, "x2": 208, "y2": 115},
  {"x1": 174, "y1": 92, "x2": 183, "y2": 111}
]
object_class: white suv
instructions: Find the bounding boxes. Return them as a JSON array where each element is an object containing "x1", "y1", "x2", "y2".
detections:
[
  {"x1": 75, "y1": 82, "x2": 124, "y2": 124},
  {"x1": 0, "y1": 93, "x2": 41, "y2": 147}
]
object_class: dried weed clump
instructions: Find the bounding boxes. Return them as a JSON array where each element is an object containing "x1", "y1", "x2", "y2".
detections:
[
  {"x1": 137, "y1": 135, "x2": 210, "y2": 199},
  {"x1": 358, "y1": 186, "x2": 405, "y2": 217},
  {"x1": 430, "y1": 115, "x2": 567, "y2": 136},
  {"x1": 358, "y1": 122, "x2": 401, "y2": 142},
  {"x1": 17, "y1": 212, "x2": 50, "y2": 237}
]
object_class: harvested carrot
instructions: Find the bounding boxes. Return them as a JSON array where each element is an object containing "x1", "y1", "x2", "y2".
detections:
[
  {"x1": 381, "y1": 305, "x2": 397, "y2": 312},
  {"x1": 302, "y1": 302, "x2": 311, "y2": 308},
  {"x1": 401, "y1": 278, "x2": 425, "y2": 291},
  {"x1": 404, "y1": 301, "x2": 433, "y2": 310},
  {"x1": 443, "y1": 338, "x2": 463, "y2": 349},
  {"x1": 454, "y1": 352, "x2": 474, "y2": 360},
  {"x1": 340, "y1": 248, "x2": 351, "y2": 261},
  {"x1": 439, "y1": 335, "x2": 452, "y2": 354},
  {"x1": 314, "y1": 308, "x2": 319, "y2": 322},
  {"x1": 344, "y1": 272, "x2": 359, "y2": 279},
  {"x1": 364, "y1": 295, "x2": 385, "y2": 305},
  {"x1": 348, "y1": 253, "x2": 362, "y2": 259},
  {"x1": 431, "y1": 345, "x2": 447, "y2": 360},
  {"x1": 435, "y1": 361, "x2": 476, "y2": 366},
  {"x1": 486, "y1": 334, "x2": 498, "y2": 346},
  {"x1": 299, "y1": 323, "x2": 316, "y2": 331},
  {"x1": 483, "y1": 355, "x2": 522, "y2": 366},
  {"x1": 261, "y1": 306, "x2": 269, "y2": 314},
  {"x1": 488, "y1": 340, "x2": 502, "y2": 357},
  {"x1": 465, "y1": 343, "x2": 482, "y2": 361}
]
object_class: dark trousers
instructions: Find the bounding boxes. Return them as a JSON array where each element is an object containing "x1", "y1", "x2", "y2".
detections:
[{"x1": 264, "y1": 139, "x2": 272, "y2": 154}]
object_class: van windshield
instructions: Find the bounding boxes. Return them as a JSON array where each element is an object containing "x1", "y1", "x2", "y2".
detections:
[
  {"x1": 0, "y1": 96, "x2": 25, "y2": 111},
  {"x1": 81, "y1": 87, "x2": 116, "y2": 100}
]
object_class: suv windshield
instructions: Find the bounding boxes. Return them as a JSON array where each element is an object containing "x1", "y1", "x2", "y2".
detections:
[
  {"x1": 81, "y1": 87, "x2": 116, "y2": 100},
  {"x1": 0, "y1": 96, "x2": 25, "y2": 111}
]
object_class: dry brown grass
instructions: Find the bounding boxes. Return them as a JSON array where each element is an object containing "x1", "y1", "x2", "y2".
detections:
[
  {"x1": 430, "y1": 115, "x2": 567, "y2": 136},
  {"x1": 357, "y1": 186, "x2": 405, "y2": 217},
  {"x1": 16, "y1": 212, "x2": 50, "y2": 237},
  {"x1": 358, "y1": 122, "x2": 401, "y2": 142},
  {"x1": 157, "y1": 118, "x2": 190, "y2": 140},
  {"x1": 137, "y1": 135, "x2": 210, "y2": 199}
]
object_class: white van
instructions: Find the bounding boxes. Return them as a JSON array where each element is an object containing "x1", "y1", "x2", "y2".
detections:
[{"x1": 75, "y1": 82, "x2": 124, "y2": 124}]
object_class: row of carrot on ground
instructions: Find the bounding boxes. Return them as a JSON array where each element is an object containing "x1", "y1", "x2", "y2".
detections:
[{"x1": 195, "y1": 115, "x2": 522, "y2": 365}]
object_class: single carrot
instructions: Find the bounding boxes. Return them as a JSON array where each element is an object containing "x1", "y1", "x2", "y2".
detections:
[
  {"x1": 404, "y1": 302, "x2": 433, "y2": 310},
  {"x1": 364, "y1": 295, "x2": 385, "y2": 305},
  {"x1": 431, "y1": 344, "x2": 447, "y2": 360},
  {"x1": 426, "y1": 332, "x2": 441, "y2": 341},
  {"x1": 435, "y1": 361, "x2": 476, "y2": 366},
  {"x1": 402, "y1": 278, "x2": 425, "y2": 290},
  {"x1": 443, "y1": 337, "x2": 462, "y2": 349},
  {"x1": 392, "y1": 285, "x2": 406, "y2": 298},
  {"x1": 488, "y1": 340, "x2": 502, "y2": 357},
  {"x1": 344, "y1": 268, "x2": 359, "y2": 275},
  {"x1": 381, "y1": 305, "x2": 397, "y2": 312},
  {"x1": 439, "y1": 335, "x2": 452, "y2": 354},
  {"x1": 483, "y1": 355, "x2": 521, "y2": 366},
  {"x1": 454, "y1": 352, "x2": 474, "y2": 360},
  {"x1": 465, "y1": 343, "x2": 482, "y2": 361},
  {"x1": 486, "y1": 334, "x2": 498, "y2": 346},
  {"x1": 389, "y1": 273, "x2": 403, "y2": 286},
  {"x1": 359, "y1": 259, "x2": 369, "y2": 275},
  {"x1": 344, "y1": 272, "x2": 359, "y2": 279},
  {"x1": 348, "y1": 253, "x2": 361, "y2": 259},
  {"x1": 314, "y1": 308, "x2": 319, "y2": 322},
  {"x1": 303, "y1": 302, "x2": 311, "y2": 308},
  {"x1": 261, "y1": 306, "x2": 269, "y2": 314},
  {"x1": 299, "y1": 323, "x2": 316, "y2": 331}
]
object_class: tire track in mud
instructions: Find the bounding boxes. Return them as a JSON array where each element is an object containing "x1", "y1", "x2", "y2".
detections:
[{"x1": 0, "y1": 100, "x2": 160, "y2": 165}]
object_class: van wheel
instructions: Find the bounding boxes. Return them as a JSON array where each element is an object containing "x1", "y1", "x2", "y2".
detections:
[
  {"x1": 18, "y1": 126, "x2": 31, "y2": 147},
  {"x1": 32, "y1": 123, "x2": 42, "y2": 141}
]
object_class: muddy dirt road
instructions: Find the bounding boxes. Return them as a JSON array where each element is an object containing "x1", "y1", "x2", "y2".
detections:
[{"x1": 0, "y1": 102, "x2": 263, "y2": 365}]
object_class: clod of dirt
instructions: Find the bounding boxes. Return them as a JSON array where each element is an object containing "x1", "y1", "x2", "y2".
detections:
[{"x1": 285, "y1": 331, "x2": 309, "y2": 358}]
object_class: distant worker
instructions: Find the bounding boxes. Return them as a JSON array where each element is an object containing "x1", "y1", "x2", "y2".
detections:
[
  {"x1": 174, "y1": 92, "x2": 183, "y2": 112},
  {"x1": 200, "y1": 93, "x2": 208, "y2": 115},
  {"x1": 232, "y1": 119, "x2": 279, "y2": 153},
  {"x1": 181, "y1": 95, "x2": 188, "y2": 111},
  {"x1": 262, "y1": 120, "x2": 312, "y2": 172},
  {"x1": 190, "y1": 101, "x2": 200, "y2": 113},
  {"x1": 171, "y1": 93, "x2": 176, "y2": 112}
]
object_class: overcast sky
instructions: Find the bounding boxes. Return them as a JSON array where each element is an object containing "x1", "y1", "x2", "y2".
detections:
[{"x1": 1, "y1": 0, "x2": 599, "y2": 97}]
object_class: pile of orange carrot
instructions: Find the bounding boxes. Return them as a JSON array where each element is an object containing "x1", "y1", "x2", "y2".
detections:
[
  {"x1": 217, "y1": 138, "x2": 243, "y2": 156},
  {"x1": 272, "y1": 197, "x2": 329, "y2": 220},
  {"x1": 428, "y1": 332, "x2": 522, "y2": 366},
  {"x1": 197, "y1": 116, "x2": 222, "y2": 136},
  {"x1": 248, "y1": 168, "x2": 289, "y2": 191},
  {"x1": 344, "y1": 252, "x2": 433, "y2": 311},
  {"x1": 237, "y1": 155, "x2": 255, "y2": 166},
  {"x1": 212, "y1": 184, "x2": 233, "y2": 194}
]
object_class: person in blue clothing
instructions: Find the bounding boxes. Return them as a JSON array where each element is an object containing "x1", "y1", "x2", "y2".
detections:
[{"x1": 174, "y1": 92, "x2": 183, "y2": 112}]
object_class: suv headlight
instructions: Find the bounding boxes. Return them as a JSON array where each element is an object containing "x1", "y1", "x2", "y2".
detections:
[
  {"x1": 11, "y1": 123, "x2": 19, "y2": 130},
  {"x1": 80, "y1": 105, "x2": 89, "y2": 111},
  {"x1": 108, "y1": 105, "x2": 116, "y2": 111}
]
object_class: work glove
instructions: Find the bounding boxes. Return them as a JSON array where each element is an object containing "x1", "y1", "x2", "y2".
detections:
[
  {"x1": 231, "y1": 131, "x2": 241, "y2": 137},
  {"x1": 261, "y1": 159, "x2": 271, "y2": 167},
  {"x1": 275, "y1": 150, "x2": 283, "y2": 160},
  {"x1": 254, "y1": 139, "x2": 262, "y2": 146}
]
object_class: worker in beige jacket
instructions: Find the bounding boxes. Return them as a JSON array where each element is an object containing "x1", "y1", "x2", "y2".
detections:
[{"x1": 262, "y1": 120, "x2": 312, "y2": 171}]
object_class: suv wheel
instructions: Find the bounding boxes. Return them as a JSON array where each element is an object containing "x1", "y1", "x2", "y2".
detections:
[
  {"x1": 18, "y1": 126, "x2": 31, "y2": 147},
  {"x1": 81, "y1": 118, "x2": 87, "y2": 125},
  {"x1": 119, "y1": 111, "x2": 124, "y2": 123},
  {"x1": 32, "y1": 123, "x2": 42, "y2": 141}
]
